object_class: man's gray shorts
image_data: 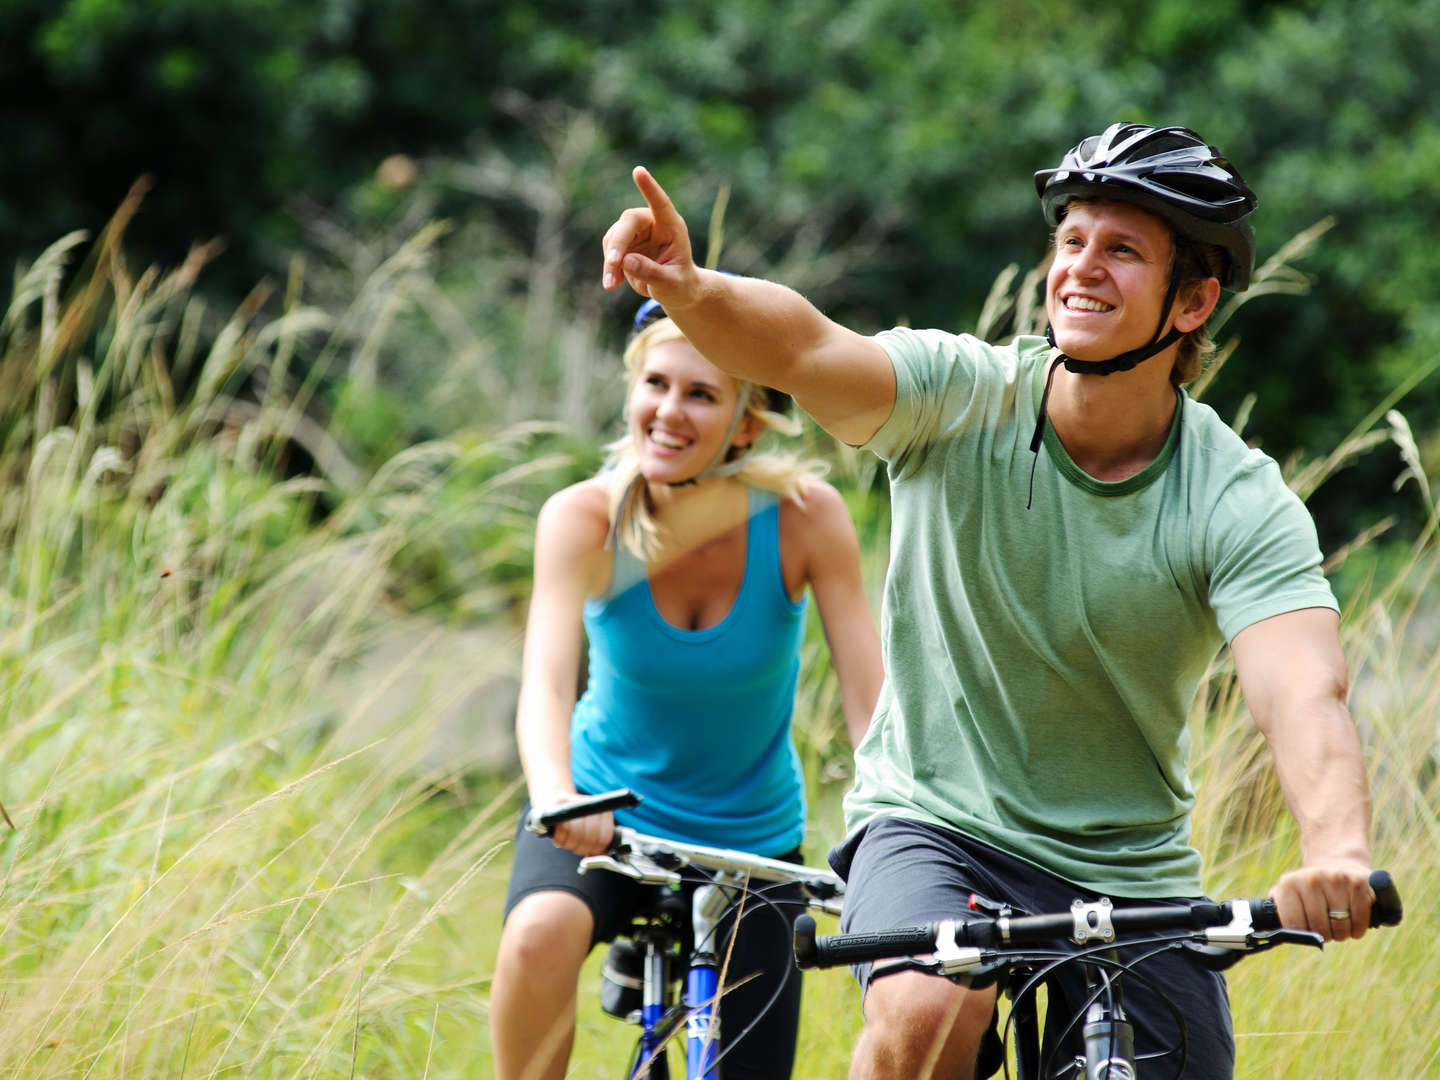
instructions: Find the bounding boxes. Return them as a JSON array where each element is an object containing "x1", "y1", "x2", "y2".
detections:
[{"x1": 828, "y1": 816, "x2": 1235, "y2": 1079}]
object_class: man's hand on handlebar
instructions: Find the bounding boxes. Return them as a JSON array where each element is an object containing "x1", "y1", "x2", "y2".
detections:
[{"x1": 1268, "y1": 858, "x2": 1376, "y2": 944}]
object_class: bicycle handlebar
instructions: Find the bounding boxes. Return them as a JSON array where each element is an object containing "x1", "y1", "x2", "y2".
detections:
[
  {"x1": 525, "y1": 788, "x2": 644, "y2": 834},
  {"x1": 794, "y1": 869, "x2": 1401, "y2": 970},
  {"x1": 526, "y1": 788, "x2": 845, "y2": 910}
]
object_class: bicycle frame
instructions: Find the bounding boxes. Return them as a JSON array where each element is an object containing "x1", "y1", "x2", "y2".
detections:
[
  {"x1": 590, "y1": 841, "x2": 841, "y2": 1079},
  {"x1": 528, "y1": 789, "x2": 844, "y2": 1080}
]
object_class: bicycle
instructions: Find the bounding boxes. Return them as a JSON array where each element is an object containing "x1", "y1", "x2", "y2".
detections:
[
  {"x1": 527, "y1": 788, "x2": 845, "y2": 1080},
  {"x1": 793, "y1": 868, "x2": 1402, "y2": 1079}
]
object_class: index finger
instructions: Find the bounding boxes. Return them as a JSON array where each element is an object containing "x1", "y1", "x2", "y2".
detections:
[{"x1": 632, "y1": 165, "x2": 679, "y2": 225}]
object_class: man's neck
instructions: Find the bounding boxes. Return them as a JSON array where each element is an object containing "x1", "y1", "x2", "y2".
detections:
[{"x1": 1045, "y1": 360, "x2": 1178, "y2": 482}]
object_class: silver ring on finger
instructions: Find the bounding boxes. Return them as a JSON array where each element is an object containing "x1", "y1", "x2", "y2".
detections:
[{"x1": 1327, "y1": 909, "x2": 1351, "y2": 920}]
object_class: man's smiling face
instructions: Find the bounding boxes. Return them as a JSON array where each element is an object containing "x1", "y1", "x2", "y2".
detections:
[{"x1": 1045, "y1": 199, "x2": 1177, "y2": 365}]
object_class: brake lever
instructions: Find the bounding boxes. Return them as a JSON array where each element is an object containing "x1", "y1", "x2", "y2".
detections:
[
  {"x1": 869, "y1": 953, "x2": 1010, "y2": 989},
  {"x1": 870, "y1": 958, "x2": 946, "y2": 982},
  {"x1": 1248, "y1": 927, "x2": 1324, "y2": 951},
  {"x1": 578, "y1": 851, "x2": 683, "y2": 887}
]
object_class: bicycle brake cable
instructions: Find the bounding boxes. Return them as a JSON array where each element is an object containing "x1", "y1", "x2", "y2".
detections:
[
  {"x1": 1029, "y1": 939, "x2": 1192, "y2": 1080},
  {"x1": 689, "y1": 876, "x2": 803, "y2": 1076}
]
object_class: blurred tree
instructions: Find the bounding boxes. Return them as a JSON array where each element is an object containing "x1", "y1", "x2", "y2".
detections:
[
  {"x1": 2, "y1": 0, "x2": 1433, "y2": 541},
  {"x1": 0, "y1": 0, "x2": 503, "y2": 295}
]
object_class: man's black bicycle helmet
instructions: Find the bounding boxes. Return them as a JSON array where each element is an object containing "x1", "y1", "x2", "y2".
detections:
[{"x1": 1034, "y1": 123, "x2": 1258, "y2": 291}]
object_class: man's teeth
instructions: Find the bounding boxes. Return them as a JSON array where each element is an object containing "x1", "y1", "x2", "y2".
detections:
[{"x1": 1066, "y1": 297, "x2": 1114, "y2": 312}]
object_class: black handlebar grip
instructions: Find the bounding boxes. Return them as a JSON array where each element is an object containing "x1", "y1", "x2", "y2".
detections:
[
  {"x1": 1249, "y1": 897, "x2": 1281, "y2": 932},
  {"x1": 1248, "y1": 868, "x2": 1401, "y2": 932},
  {"x1": 527, "y1": 788, "x2": 642, "y2": 834},
  {"x1": 1369, "y1": 869, "x2": 1403, "y2": 928},
  {"x1": 794, "y1": 921, "x2": 940, "y2": 969}
]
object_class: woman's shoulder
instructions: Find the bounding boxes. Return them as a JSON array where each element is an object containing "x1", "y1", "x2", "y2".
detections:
[
  {"x1": 537, "y1": 476, "x2": 613, "y2": 555},
  {"x1": 543, "y1": 474, "x2": 611, "y2": 511},
  {"x1": 778, "y1": 478, "x2": 856, "y2": 540}
]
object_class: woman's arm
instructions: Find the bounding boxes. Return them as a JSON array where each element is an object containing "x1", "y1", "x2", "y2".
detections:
[
  {"x1": 788, "y1": 483, "x2": 884, "y2": 747},
  {"x1": 514, "y1": 482, "x2": 614, "y2": 856},
  {"x1": 602, "y1": 166, "x2": 896, "y2": 447}
]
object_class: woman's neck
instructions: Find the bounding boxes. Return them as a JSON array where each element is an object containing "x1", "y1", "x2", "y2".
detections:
[{"x1": 644, "y1": 475, "x2": 750, "y2": 564}]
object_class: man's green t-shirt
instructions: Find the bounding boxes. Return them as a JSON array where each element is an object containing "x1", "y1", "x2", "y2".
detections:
[{"x1": 844, "y1": 329, "x2": 1338, "y2": 897}]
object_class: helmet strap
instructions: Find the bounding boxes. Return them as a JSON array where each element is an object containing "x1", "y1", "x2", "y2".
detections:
[{"x1": 1043, "y1": 268, "x2": 1185, "y2": 376}]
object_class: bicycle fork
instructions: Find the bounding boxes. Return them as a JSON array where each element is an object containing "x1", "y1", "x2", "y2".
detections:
[
  {"x1": 1078, "y1": 956, "x2": 1136, "y2": 1080},
  {"x1": 684, "y1": 882, "x2": 731, "y2": 1079},
  {"x1": 633, "y1": 939, "x2": 672, "y2": 1079},
  {"x1": 1011, "y1": 956, "x2": 1136, "y2": 1080}
]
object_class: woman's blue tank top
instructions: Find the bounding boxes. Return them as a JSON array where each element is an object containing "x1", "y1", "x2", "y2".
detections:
[{"x1": 569, "y1": 488, "x2": 809, "y2": 857}]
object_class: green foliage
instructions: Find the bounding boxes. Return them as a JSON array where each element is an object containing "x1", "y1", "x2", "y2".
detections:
[
  {"x1": 0, "y1": 210, "x2": 575, "y2": 1075},
  {"x1": 7, "y1": 0, "x2": 1437, "y2": 548},
  {"x1": 1, "y1": 0, "x2": 498, "y2": 294}
]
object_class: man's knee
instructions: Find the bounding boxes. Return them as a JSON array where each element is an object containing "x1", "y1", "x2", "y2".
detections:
[{"x1": 854, "y1": 973, "x2": 996, "y2": 1079}]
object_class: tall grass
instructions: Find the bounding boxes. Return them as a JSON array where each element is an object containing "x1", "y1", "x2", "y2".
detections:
[
  {"x1": 0, "y1": 200, "x2": 570, "y2": 1078},
  {"x1": 1, "y1": 195, "x2": 1435, "y2": 1080}
]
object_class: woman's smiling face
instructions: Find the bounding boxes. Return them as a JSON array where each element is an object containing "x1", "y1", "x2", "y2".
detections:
[{"x1": 628, "y1": 338, "x2": 752, "y2": 484}]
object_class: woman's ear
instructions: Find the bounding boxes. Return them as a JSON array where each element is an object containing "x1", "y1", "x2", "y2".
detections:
[
  {"x1": 731, "y1": 412, "x2": 763, "y2": 450},
  {"x1": 1173, "y1": 277, "x2": 1221, "y2": 333}
]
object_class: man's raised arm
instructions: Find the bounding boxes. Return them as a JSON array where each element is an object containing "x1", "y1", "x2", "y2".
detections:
[{"x1": 601, "y1": 166, "x2": 896, "y2": 447}]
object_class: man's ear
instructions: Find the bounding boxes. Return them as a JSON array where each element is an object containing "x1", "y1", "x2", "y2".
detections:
[{"x1": 1174, "y1": 277, "x2": 1221, "y2": 332}]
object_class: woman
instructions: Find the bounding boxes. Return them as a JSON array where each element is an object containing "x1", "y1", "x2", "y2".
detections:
[{"x1": 490, "y1": 302, "x2": 883, "y2": 1079}]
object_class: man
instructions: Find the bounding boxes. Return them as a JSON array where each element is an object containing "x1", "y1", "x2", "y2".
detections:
[{"x1": 600, "y1": 123, "x2": 1374, "y2": 1078}]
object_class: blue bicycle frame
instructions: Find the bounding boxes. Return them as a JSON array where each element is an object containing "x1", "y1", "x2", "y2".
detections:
[
  {"x1": 623, "y1": 880, "x2": 744, "y2": 1080},
  {"x1": 684, "y1": 958, "x2": 720, "y2": 1079}
]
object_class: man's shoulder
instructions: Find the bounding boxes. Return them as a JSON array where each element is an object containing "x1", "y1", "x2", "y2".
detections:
[
  {"x1": 1178, "y1": 394, "x2": 1282, "y2": 477},
  {"x1": 1175, "y1": 395, "x2": 1313, "y2": 535}
]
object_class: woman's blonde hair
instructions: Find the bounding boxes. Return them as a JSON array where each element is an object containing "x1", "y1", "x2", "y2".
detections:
[{"x1": 606, "y1": 317, "x2": 827, "y2": 560}]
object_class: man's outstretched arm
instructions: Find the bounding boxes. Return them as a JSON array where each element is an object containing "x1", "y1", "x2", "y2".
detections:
[{"x1": 602, "y1": 165, "x2": 896, "y2": 447}]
